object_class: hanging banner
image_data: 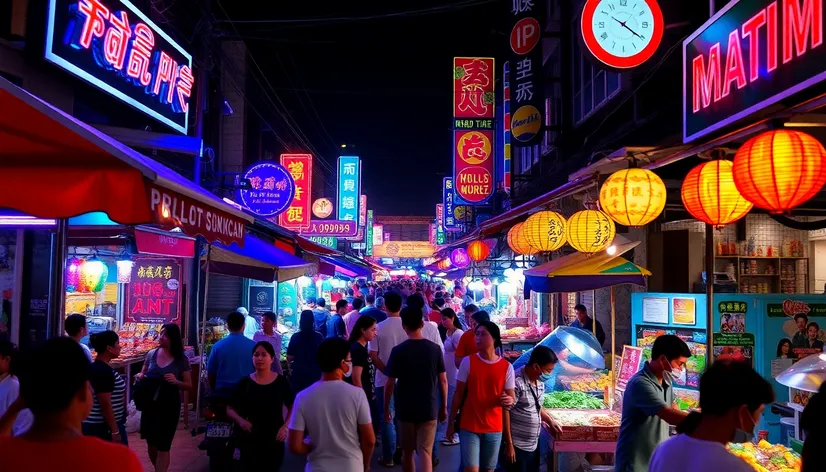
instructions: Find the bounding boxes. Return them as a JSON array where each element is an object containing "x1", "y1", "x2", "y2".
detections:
[
  {"x1": 435, "y1": 205, "x2": 446, "y2": 245},
  {"x1": 237, "y1": 162, "x2": 295, "y2": 218},
  {"x1": 124, "y1": 257, "x2": 182, "y2": 324},
  {"x1": 454, "y1": 129, "x2": 495, "y2": 203},
  {"x1": 507, "y1": 0, "x2": 544, "y2": 144},
  {"x1": 443, "y1": 177, "x2": 458, "y2": 230},
  {"x1": 337, "y1": 156, "x2": 361, "y2": 223},
  {"x1": 279, "y1": 154, "x2": 312, "y2": 230},
  {"x1": 302, "y1": 220, "x2": 357, "y2": 237},
  {"x1": 365, "y1": 210, "x2": 374, "y2": 256}
]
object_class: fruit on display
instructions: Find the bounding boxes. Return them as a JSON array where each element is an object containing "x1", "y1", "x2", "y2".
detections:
[
  {"x1": 501, "y1": 323, "x2": 552, "y2": 340},
  {"x1": 558, "y1": 371, "x2": 612, "y2": 392},
  {"x1": 727, "y1": 440, "x2": 801, "y2": 472},
  {"x1": 542, "y1": 391, "x2": 604, "y2": 410}
]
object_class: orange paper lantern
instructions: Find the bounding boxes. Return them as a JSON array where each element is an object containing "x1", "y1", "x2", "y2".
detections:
[
  {"x1": 681, "y1": 160, "x2": 752, "y2": 227},
  {"x1": 523, "y1": 211, "x2": 567, "y2": 252},
  {"x1": 733, "y1": 129, "x2": 826, "y2": 213},
  {"x1": 507, "y1": 222, "x2": 538, "y2": 255},
  {"x1": 467, "y1": 240, "x2": 490, "y2": 262}
]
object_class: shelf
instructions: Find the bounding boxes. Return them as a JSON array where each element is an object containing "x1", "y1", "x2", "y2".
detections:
[
  {"x1": 741, "y1": 274, "x2": 778, "y2": 277},
  {"x1": 714, "y1": 256, "x2": 808, "y2": 259}
]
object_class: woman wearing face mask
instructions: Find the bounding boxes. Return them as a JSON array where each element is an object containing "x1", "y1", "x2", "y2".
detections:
[
  {"x1": 227, "y1": 341, "x2": 294, "y2": 471},
  {"x1": 502, "y1": 346, "x2": 562, "y2": 472},
  {"x1": 649, "y1": 361, "x2": 775, "y2": 472}
]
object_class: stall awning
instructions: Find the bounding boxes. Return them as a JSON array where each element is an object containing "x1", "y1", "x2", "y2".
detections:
[
  {"x1": 202, "y1": 234, "x2": 313, "y2": 282},
  {"x1": 0, "y1": 77, "x2": 252, "y2": 247},
  {"x1": 523, "y1": 242, "x2": 651, "y2": 294},
  {"x1": 320, "y1": 255, "x2": 371, "y2": 278}
]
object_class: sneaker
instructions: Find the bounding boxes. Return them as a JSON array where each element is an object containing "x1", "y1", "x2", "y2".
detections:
[
  {"x1": 378, "y1": 458, "x2": 394, "y2": 468},
  {"x1": 440, "y1": 435, "x2": 460, "y2": 446}
]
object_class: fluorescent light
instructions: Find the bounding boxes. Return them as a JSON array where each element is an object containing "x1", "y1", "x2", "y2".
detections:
[{"x1": 0, "y1": 216, "x2": 56, "y2": 226}]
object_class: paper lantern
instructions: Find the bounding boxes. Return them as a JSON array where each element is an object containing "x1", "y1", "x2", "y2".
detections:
[
  {"x1": 507, "y1": 222, "x2": 538, "y2": 255},
  {"x1": 65, "y1": 257, "x2": 83, "y2": 292},
  {"x1": 599, "y1": 168, "x2": 666, "y2": 226},
  {"x1": 681, "y1": 160, "x2": 752, "y2": 227},
  {"x1": 450, "y1": 248, "x2": 470, "y2": 269},
  {"x1": 467, "y1": 240, "x2": 490, "y2": 262},
  {"x1": 733, "y1": 129, "x2": 826, "y2": 213},
  {"x1": 79, "y1": 257, "x2": 108, "y2": 293},
  {"x1": 566, "y1": 210, "x2": 616, "y2": 254},
  {"x1": 437, "y1": 258, "x2": 452, "y2": 270},
  {"x1": 523, "y1": 211, "x2": 567, "y2": 252}
]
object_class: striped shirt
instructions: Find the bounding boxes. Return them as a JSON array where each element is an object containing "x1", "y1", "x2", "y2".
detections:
[
  {"x1": 84, "y1": 360, "x2": 126, "y2": 424},
  {"x1": 509, "y1": 367, "x2": 544, "y2": 451}
]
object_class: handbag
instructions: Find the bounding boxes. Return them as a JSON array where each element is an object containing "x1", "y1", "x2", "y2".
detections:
[{"x1": 133, "y1": 350, "x2": 161, "y2": 411}]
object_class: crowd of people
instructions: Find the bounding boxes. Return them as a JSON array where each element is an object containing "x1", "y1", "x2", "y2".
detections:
[{"x1": 0, "y1": 277, "x2": 823, "y2": 472}]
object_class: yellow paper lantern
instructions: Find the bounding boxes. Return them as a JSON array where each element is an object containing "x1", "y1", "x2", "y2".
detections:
[
  {"x1": 566, "y1": 210, "x2": 616, "y2": 253},
  {"x1": 507, "y1": 222, "x2": 538, "y2": 255},
  {"x1": 681, "y1": 160, "x2": 753, "y2": 227},
  {"x1": 599, "y1": 168, "x2": 666, "y2": 226},
  {"x1": 523, "y1": 211, "x2": 567, "y2": 252},
  {"x1": 467, "y1": 240, "x2": 490, "y2": 262}
]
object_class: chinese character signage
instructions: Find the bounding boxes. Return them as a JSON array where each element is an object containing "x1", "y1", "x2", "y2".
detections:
[
  {"x1": 453, "y1": 57, "x2": 495, "y2": 119},
  {"x1": 45, "y1": 0, "x2": 194, "y2": 134},
  {"x1": 373, "y1": 225, "x2": 384, "y2": 247},
  {"x1": 359, "y1": 195, "x2": 368, "y2": 227},
  {"x1": 503, "y1": 61, "x2": 512, "y2": 192},
  {"x1": 125, "y1": 257, "x2": 182, "y2": 324},
  {"x1": 507, "y1": 0, "x2": 545, "y2": 144},
  {"x1": 365, "y1": 210, "x2": 374, "y2": 256},
  {"x1": 682, "y1": 0, "x2": 826, "y2": 143},
  {"x1": 616, "y1": 345, "x2": 644, "y2": 391},
  {"x1": 279, "y1": 154, "x2": 312, "y2": 230},
  {"x1": 374, "y1": 241, "x2": 435, "y2": 258},
  {"x1": 237, "y1": 162, "x2": 295, "y2": 217},
  {"x1": 443, "y1": 177, "x2": 458, "y2": 230},
  {"x1": 454, "y1": 130, "x2": 494, "y2": 203},
  {"x1": 302, "y1": 220, "x2": 357, "y2": 237},
  {"x1": 337, "y1": 156, "x2": 361, "y2": 223},
  {"x1": 435, "y1": 204, "x2": 446, "y2": 245}
]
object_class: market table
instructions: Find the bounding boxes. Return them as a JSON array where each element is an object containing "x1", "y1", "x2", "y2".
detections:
[{"x1": 545, "y1": 431, "x2": 616, "y2": 472}]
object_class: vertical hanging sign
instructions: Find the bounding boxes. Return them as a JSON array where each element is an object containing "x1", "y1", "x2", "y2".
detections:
[
  {"x1": 365, "y1": 210, "x2": 374, "y2": 256},
  {"x1": 507, "y1": 0, "x2": 544, "y2": 144},
  {"x1": 278, "y1": 154, "x2": 312, "y2": 230},
  {"x1": 503, "y1": 61, "x2": 512, "y2": 192},
  {"x1": 443, "y1": 177, "x2": 458, "y2": 230},
  {"x1": 337, "y1": 156, "x2": 361, "y2": 225},
  {"x1": 435, "y1": 204, "x2": 446, "y2": 245}
]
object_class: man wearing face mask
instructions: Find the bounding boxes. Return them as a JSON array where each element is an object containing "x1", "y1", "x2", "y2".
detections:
[
  {"x1": 614, "y1": 335, "x2": 690, "y2": 472},
  {"x1": 649, "y1": 361, "x2": 774, "y2": 472}
]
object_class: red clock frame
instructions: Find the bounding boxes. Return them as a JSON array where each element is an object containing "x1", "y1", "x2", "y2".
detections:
[{"x1": 580, "y1": 0, "x2": 665, "y2": 69}]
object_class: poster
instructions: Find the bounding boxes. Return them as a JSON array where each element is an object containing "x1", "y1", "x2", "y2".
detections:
[
  {"x1": 642, "y1": 297, "x2": 668, "y2": 324},
  {"x1": 124, "y1": 257, "x2": 182, "y2": 324},
  {"x1": 719, "y1": 300, "x2": 747, "y2": 334},
  {"x1": 672, "y1": 297, "x2": 696, "y2": 325},
  {"x1": 712, "y1": 332, "x2": 755, "y2": 367},
  {"x1": 636, "y1": 325, "x2": 707, "y2": 389},
  {"x1": 277, "y1": 282, "x2": 298, "y2": 330},
  {"x1": 248, "y1": 285, "x2": 275, "y2": 316},
  {"x1": 616, "y1": 345, "x2": 644, "y2": 391}
]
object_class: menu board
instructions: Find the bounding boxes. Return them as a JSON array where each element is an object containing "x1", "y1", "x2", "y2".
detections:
[
  {"x1": 642, "y1": 297, "x2": 668, "y2": 324},
  {"x1": 712, "y1": 332, "x2": 755, "y2": 367},
  {"x1": 616, "y1": 345, "x2": 643, "y2": 391},
  {"x1": 124, "y1": 257, "x2": 182, "y2": 324}
]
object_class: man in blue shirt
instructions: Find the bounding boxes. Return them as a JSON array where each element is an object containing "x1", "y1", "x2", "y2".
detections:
[
  {"x1": 312, "y1": 298, "x2": 330, "y2": 336},
  {"x1": 570, "y1": 304, "x2": 606, "y2": 346},
  {"x1": 207, "y1": 311, "x2": 255, "y2": 398},
  {"x1": 360, "y1": 294, "x2": 388, "y2": 323},
  {"x1": 327, "y1": 299, "x2": 348, "y2": 339}
]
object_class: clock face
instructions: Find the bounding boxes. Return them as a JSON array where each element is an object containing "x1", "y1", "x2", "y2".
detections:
[{"x1": 581, "y1": 0, "x2": 664, "y2": 69}]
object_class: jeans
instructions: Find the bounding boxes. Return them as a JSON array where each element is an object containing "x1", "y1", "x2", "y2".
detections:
[
  {"x1": 505, "y1": 446, "x2": 540, "y2": 472},
  {"x1": 460, "y1": 430, "x2": 503, "y2": 470},
  {"x1": 375, "y1": 385, "x2": 398, "y2": 461}
]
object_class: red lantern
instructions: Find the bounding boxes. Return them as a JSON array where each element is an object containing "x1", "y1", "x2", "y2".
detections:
[
  {"x1": 467, "y1": 240, "x2": 490, "y2": 262},
  {"x1": 733, "y1": 129, "x2": 826, "y2": 213},
  {"x1": 681, "y1": 160, "x2": 752, "y2": 227}
]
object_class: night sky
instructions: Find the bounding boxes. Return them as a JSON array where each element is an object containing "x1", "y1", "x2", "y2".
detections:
[{"x1": 219, "y1": 0, "x2": 502, "y2": 216}]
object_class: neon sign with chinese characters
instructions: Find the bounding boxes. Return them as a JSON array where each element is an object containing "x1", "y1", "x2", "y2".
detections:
[
  {"x1": 683, "y1": 0, "x2": 826, "y2": 142},
  {"x1": 278, "y1": 154, "x2": 313, "y2": 230},
  {"x1": 453, "y1": 57, "x2": 495, "y2": 119},
  {"x1": 337, "y1": 156, "x2": 362, "y2": 225},
  {"x1": 237, "y1": 162, "x2": 295, "y2": 217},
  {"x1": 45, "y1": 0, "x2": 194, "y2": 134}
]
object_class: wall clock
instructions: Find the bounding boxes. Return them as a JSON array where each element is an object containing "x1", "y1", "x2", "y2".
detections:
[{"x1": 581, "y1": 0, "x2": 664, "y2": 69}]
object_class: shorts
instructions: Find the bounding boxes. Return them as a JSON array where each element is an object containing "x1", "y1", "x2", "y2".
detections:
[
  {"x1": 399, "y1": 420, "x2": 437, "y2": 455},
  {"x1": 460, "y1": 430, "x2": 503, "y2": 470}
]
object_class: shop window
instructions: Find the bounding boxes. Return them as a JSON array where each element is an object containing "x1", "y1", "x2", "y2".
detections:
[{"x1": 572, "y1": 34, "x2": 622, "y2": 124}]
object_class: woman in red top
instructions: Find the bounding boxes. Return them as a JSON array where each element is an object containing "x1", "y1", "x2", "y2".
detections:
[{"x1": 447, "y1": 321, "x2": 515, "y2": 472}]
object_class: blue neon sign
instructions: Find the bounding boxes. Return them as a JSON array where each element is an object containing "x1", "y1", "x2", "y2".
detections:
[
  {"x1": 45, "y1": 0, "x2": 194, "y2": 134},
  {"x1": 337, "y1": 156, "x2": 361, "y2": 223},
  {"x1": 237, "y1": 162, "x2": 296, "y2": 217}
]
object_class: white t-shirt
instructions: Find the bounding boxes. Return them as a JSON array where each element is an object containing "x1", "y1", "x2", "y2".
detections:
[
  {"x1": 443, "y1": 329, "x2": 464, "y2": 387},
  {"x1": 422, "y1": 321, "x2": 445, "y2": 353},
  {"x1": 369, "y1": 316, "x2": 409, "y2": 388},
  {"x1": 457, "y1": 353, "x2": 515, "y2": 389},
  {"x1": 0, "y1": 375, "x2": 33, "y2": 436},
  {"x1": 649, "y1": 434, "x2": 754, "y2": 472},
  {"x1": 289, "y1": 380, "x2": 372, "y2": 472}
]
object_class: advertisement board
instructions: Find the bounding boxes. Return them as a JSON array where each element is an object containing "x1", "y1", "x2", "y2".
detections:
[
  {"x1": 373, "y1": 241, "x2": 436, "y2": 258},
  {"x1": 237, "y1": 162, "x2": 295, "y2": 218},
  {"x1": 506, "y1": 0, "x2": 544, "y2": 144},
  {"x1": 337, "y1": 156, "x2": 361, "y2": 223},
  {"x1": 453, "y1": 57, "x2": 495, "y2": 119},
  {"x1": 279, "y1": 154, "x2": 312, "y2": 229},
  {"x1": 454, "y1": 129, "x2": 494, "y2": 203},
  {"x1": 124, "y1": 257, "x2": 182, "y2": 324}
]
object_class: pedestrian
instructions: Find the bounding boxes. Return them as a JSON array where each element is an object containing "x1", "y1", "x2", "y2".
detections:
[
  {"x1": 287, "y1": 310, "x2": 325, "y2": 394},
  {"x1": 454, "y1": 308, "x2": 488, "y2": 369},
  {"x1": 237, "y1": 307, "x2": 260, "y2": 340},
  {"x1": 429, "y1": 298, "x2": 445, "y2": 324},
  {"x1": 0, "y1": 340, "x2": 31, "y2": 436},
  {"x1": 65, "y1": 313, "x2": 92, "y2": 362},
  {"x1": 384, "y1": 307, "x2": 448, "y2": 472},
  {"x1": 503, "y1": 346, "x2": 562, "y2": 472},
  {"x1": 227, "y1": 341, "x2": 294, "y2": 472},
  {"x1": 801, "y1": 382, "x2": 825, "y2": 472},
  {"x1": 329, "y1": 299, "x2": 349, "y2": 339},
  {"x1": 439, "y1": 308, "x2": 463, "y2": 446},
  {"x1": 0, "y1": 337, "x2": 142, "y2": 471},
  {"x1": 313, "y1": 298, "x2": 330, "y2": 336},
  {"x1": 137, "y1": 324, "x2": 193, "y2": 472},
  {"x1": 288, "y1": 338, "x2": 376, "y2": 472},
  {"x1": 369, "y1": 291, "x2": 408, "y2": 467},
  {"x1": 362, "y1": 294, "x2": 388, "y2": 323},
  {"x1": 406, "y1": 294, "x2": 444, "y2": 353},
  {"x1": 649, "y1": 361, "x2": 775, "y2": 472},
  {"x1": 569, "y1": 304, "x2": 605, "y2": 347},
  {"x1": 349, "y1": 315, "x2": 378, "y2": 423},
  {"x1": 207, "y1": 313, "x2": 255, "y2": 398},
  {"x1": 345, "y1": 298, "x2": 366, "y2": 336},
  {"x1": 82, "y1": 330, "x2": 127, "y2": 444},
  {"x1": 447, "y1": 321, "x2": 516, "y2": 472},
  {"x1": 252, "y1": 311, "x2": 284, "y2": 375},
  {"x1": 614, "y1": 334, "x2": 690, "y2": 472}
]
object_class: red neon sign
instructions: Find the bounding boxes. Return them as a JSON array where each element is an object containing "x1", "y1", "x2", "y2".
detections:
[{"x1": 278, "y1": 154, "x2": 313, "y2": 230}]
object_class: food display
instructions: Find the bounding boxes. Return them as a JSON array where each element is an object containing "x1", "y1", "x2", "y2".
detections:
[
  {"x1": 673, "y1": 387, "x2": 700, "y2": 411},
  {"x1": 637, "y1": 326, "x2": 707, "y2": 388},
  {"x1": 727, "y1": 440, "x2": 801, "y2": 472},
  {"x1": 544, "y1": 409, "x2": 621, "y2": 442},
  {"x1": 502, "y1": 323, "x2": 551, "y2": 340},
  {"x1": 542, "y1": 391, "x2": 604, "y2": 410},
  {"x1": 558, "y1": 370, "x2": 612, "y2": 393},
  {"x1": 117, "y1": 322, "x2": 162, "y2": 359},
  {"x1": 503, "y1": 350, "x2": 524, "y2": 361}
]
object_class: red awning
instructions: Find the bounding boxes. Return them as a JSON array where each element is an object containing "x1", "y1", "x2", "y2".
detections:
[{"x1": 0, "y1": 77, "x2": 252, "y2": 247}]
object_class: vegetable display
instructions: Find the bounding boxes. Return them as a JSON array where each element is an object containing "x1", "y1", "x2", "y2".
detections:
[
  {"x1": 542, "y1": 391, "x2": 603, "y2": 410},
  {"x1": 727, "y1": 440, "x2": 800, "y2": 472}
]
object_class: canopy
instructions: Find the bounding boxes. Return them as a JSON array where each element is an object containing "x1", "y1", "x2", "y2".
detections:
[
  {"x1": 321, "y1": 255, "x2": 371, "y2": 278},
  {"x1": 203, "y1": 234, "x2": 313, "y2": 282},
  {"x1": 0, "y1": 76, "x2": 251, "y2": 246},
  {"x1": 524, "y1": 241, "x2": 650, "y2": 294}
]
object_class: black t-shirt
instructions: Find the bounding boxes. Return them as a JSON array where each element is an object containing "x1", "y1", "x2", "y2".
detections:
[
  {"x1": 231, "y1": 375, "x2": 294, "y2": 437},
  {"x1": 385, "y1": 338, "x2": 446, "y2": 423},
  {"x1": 349, "y1": 341, "x2": 375, "y2": 401},
  {"x1": 86, "y1": 360, "x2": 126, "y2": 424}
]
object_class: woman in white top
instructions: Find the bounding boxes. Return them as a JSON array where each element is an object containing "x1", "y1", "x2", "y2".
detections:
[
  {"x1": 0, "y1": 340, "x2": 32, "y2": 436},
  {"x1": 440, "y1": 308, "x2": 464, "y2": 446}
]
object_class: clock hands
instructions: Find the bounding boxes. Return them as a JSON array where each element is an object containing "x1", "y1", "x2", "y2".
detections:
[{"x1": 611, "y1": 16, "x2": 644, "y2": 39}]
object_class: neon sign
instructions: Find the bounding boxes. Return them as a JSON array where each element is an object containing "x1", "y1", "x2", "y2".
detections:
[
  {"x1": 46, "y1": 0, "x2": 194, "y2": 134},
  {"x1": 683, "y1": 0, "x2": 826, "y2": 143}
]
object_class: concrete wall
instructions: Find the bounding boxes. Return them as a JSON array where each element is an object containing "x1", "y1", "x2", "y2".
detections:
[{"x1": 0, "y1": 40, "x2": 74, "y2": 113}]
